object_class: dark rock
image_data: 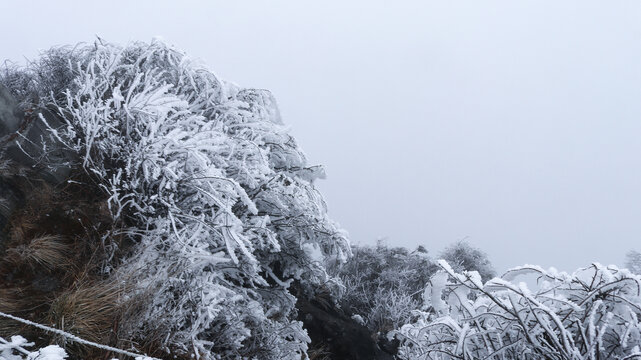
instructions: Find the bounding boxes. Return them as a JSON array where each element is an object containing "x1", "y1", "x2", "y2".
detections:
[
  {"x1": 31, "y1": 273, "x2": 61, "y2": 293},
  {"x1": 0, "y1": 84, "x2": 74, "y2": 185},
  {"x1": 0, "y1": 84, "x2": 77, "y2": 251},
  {"x1": 378, "y1": 332, "x2": 400, "y2": 356},
  {"x1": 0, "y1": 179, "x2": 24, "y2": 248},
  {"x1": 297, "y1": 297, "x2": 394, "y2": 360},
  {"x1": 0, "y1": 84, "x2": 23, "y2": 136},
  {"x1": 0, "y1": 85, "x2": 25, "y2": 241}
]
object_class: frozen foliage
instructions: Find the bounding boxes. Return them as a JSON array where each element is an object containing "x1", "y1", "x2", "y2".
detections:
[
  {"x1": 625, "y1": 250, "x2": 641, "y2": 275},
  {"x1": 329, "y1": 242, "x2": 438, "y2": 334},
  {"x1": 3, "y1": 40, "x2": 350, "y2": 359},
  {"x1": 440, "y1": 241, "x2": 496, "y2": 283},
  {"x1": 0, "y1": 335, "x2": 66, "y2": 360},
  {"x1": 394, "y1": 260, "x2": 641, "y2": 359}
]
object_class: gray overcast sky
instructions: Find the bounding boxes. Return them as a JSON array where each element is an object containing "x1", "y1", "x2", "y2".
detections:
[{"x1": 2, "y1": 1, "x2": 641, "y2": 274}]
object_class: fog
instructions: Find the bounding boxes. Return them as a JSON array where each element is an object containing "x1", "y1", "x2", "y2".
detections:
[{"x1": 3, "y1": 1, "x2": 641, "y2": 273}]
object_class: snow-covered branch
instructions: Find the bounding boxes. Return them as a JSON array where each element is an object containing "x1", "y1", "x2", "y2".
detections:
[{"x1": 394, "y1": 261, "x2": 641, "y2": 360}]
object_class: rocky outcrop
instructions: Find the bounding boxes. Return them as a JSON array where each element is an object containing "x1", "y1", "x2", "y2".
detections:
[
  {"x1": 0, "y1": 85, "x2": 77, "y2": 228},
  {"x1": 0, "y1": 85, "x2": 25, "y2": 235},
  {"x1": 297, "y1": 297, "x2": 394, "y2": 360},
  {"x1": 0, "y1": 85, "x2": 22, "y2": 137},
  {"x1": 0, "y1": 85, "x2": 73, "y2": 184}
]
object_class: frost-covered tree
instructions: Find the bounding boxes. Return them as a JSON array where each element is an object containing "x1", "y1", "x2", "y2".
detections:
[
  {"x1": 440, "y1": 241, "x2": 496, "y2": 282},
  {"x1": 329, "y1": 242, "x2": 437, "y2": 335},
  {"x1": 1, "y1": 39, "x2": 351, "y2": 359},
  {"x1": 625, "y1": 250, "x2": 641, "y2": 275},
  {"x1": 394, "y1": 260, "x2": 641, "y2": 360}
]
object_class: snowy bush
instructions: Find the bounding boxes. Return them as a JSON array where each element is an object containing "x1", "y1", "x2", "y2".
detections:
[
  {"x1": 394, "y1": 260, "x2": 641, "y2": 360},
  {"x1": 440, "y1": 241, "x2": 496, "y2": 283},
  {"x1": 2, "y1": 39, "x2": 350, "y2": 359},
  {"x1": 625, "y1": 250, "x2": 641, "y2": 275},
  {"x1": 329, "y1": 242, "x2": 438, "y2": 334}
]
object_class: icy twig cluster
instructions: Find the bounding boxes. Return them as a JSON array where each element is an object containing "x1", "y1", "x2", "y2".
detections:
[
  {"x1": 394, "y1": 260, "x2": 641, "y2": 359},
  {"x1": 0, "y1": 335, "x2": 66, "y2": 360}
]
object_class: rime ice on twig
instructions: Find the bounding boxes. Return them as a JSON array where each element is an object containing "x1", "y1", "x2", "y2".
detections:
[{"x1": 394, "y1": 261, "x2": 641, "y2": 360}]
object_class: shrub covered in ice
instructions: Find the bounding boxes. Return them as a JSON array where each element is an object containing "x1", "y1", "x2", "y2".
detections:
[
  {"x1": 625, "y1": 250, "x2": 641, "y2": 275},
  {"x1": 328, "y1": 242, "x2": 438, "y2": 334},
  {"x1": 439, "y1": 241, "x2": 496, "y2": 283},
  {"x1": 393, "y1": 260, "x2": 641, "y2": 359},
  {"x1": 2, "y1": 39, "x2": 350, "y2": 359}
]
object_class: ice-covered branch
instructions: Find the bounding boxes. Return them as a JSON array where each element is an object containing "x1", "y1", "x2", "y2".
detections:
[{"x1": 394, "y1": 261, "x2": 641, "y2": 359}]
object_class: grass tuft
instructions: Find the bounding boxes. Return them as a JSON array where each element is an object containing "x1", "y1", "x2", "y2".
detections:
[
  {"x1": 7, "y1": 235, "x2": 71, "y2": 271},
  {"x1": 47, "y1": 280, "x2": 124, "y2": 356}
]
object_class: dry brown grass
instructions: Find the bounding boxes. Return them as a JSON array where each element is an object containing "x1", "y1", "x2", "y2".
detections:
[
  {"x1": 0, "y1": 288, "x2": 41, "y2": 335},
  {"x1": 7, "y1": 215, "x2": 36, "y2": 242},
  {"x1": 6, "y1": 235, "x2": 72, "y2": 271},
  {"x1": 307, "y1": 343, "x2": 333, "y2": 360},
  {"x1": 47, "y1": 280, "x2": 124, "y2": 356},
  {"x1": 0, "y1": 166, "x2": 139, "y2": 358}
]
